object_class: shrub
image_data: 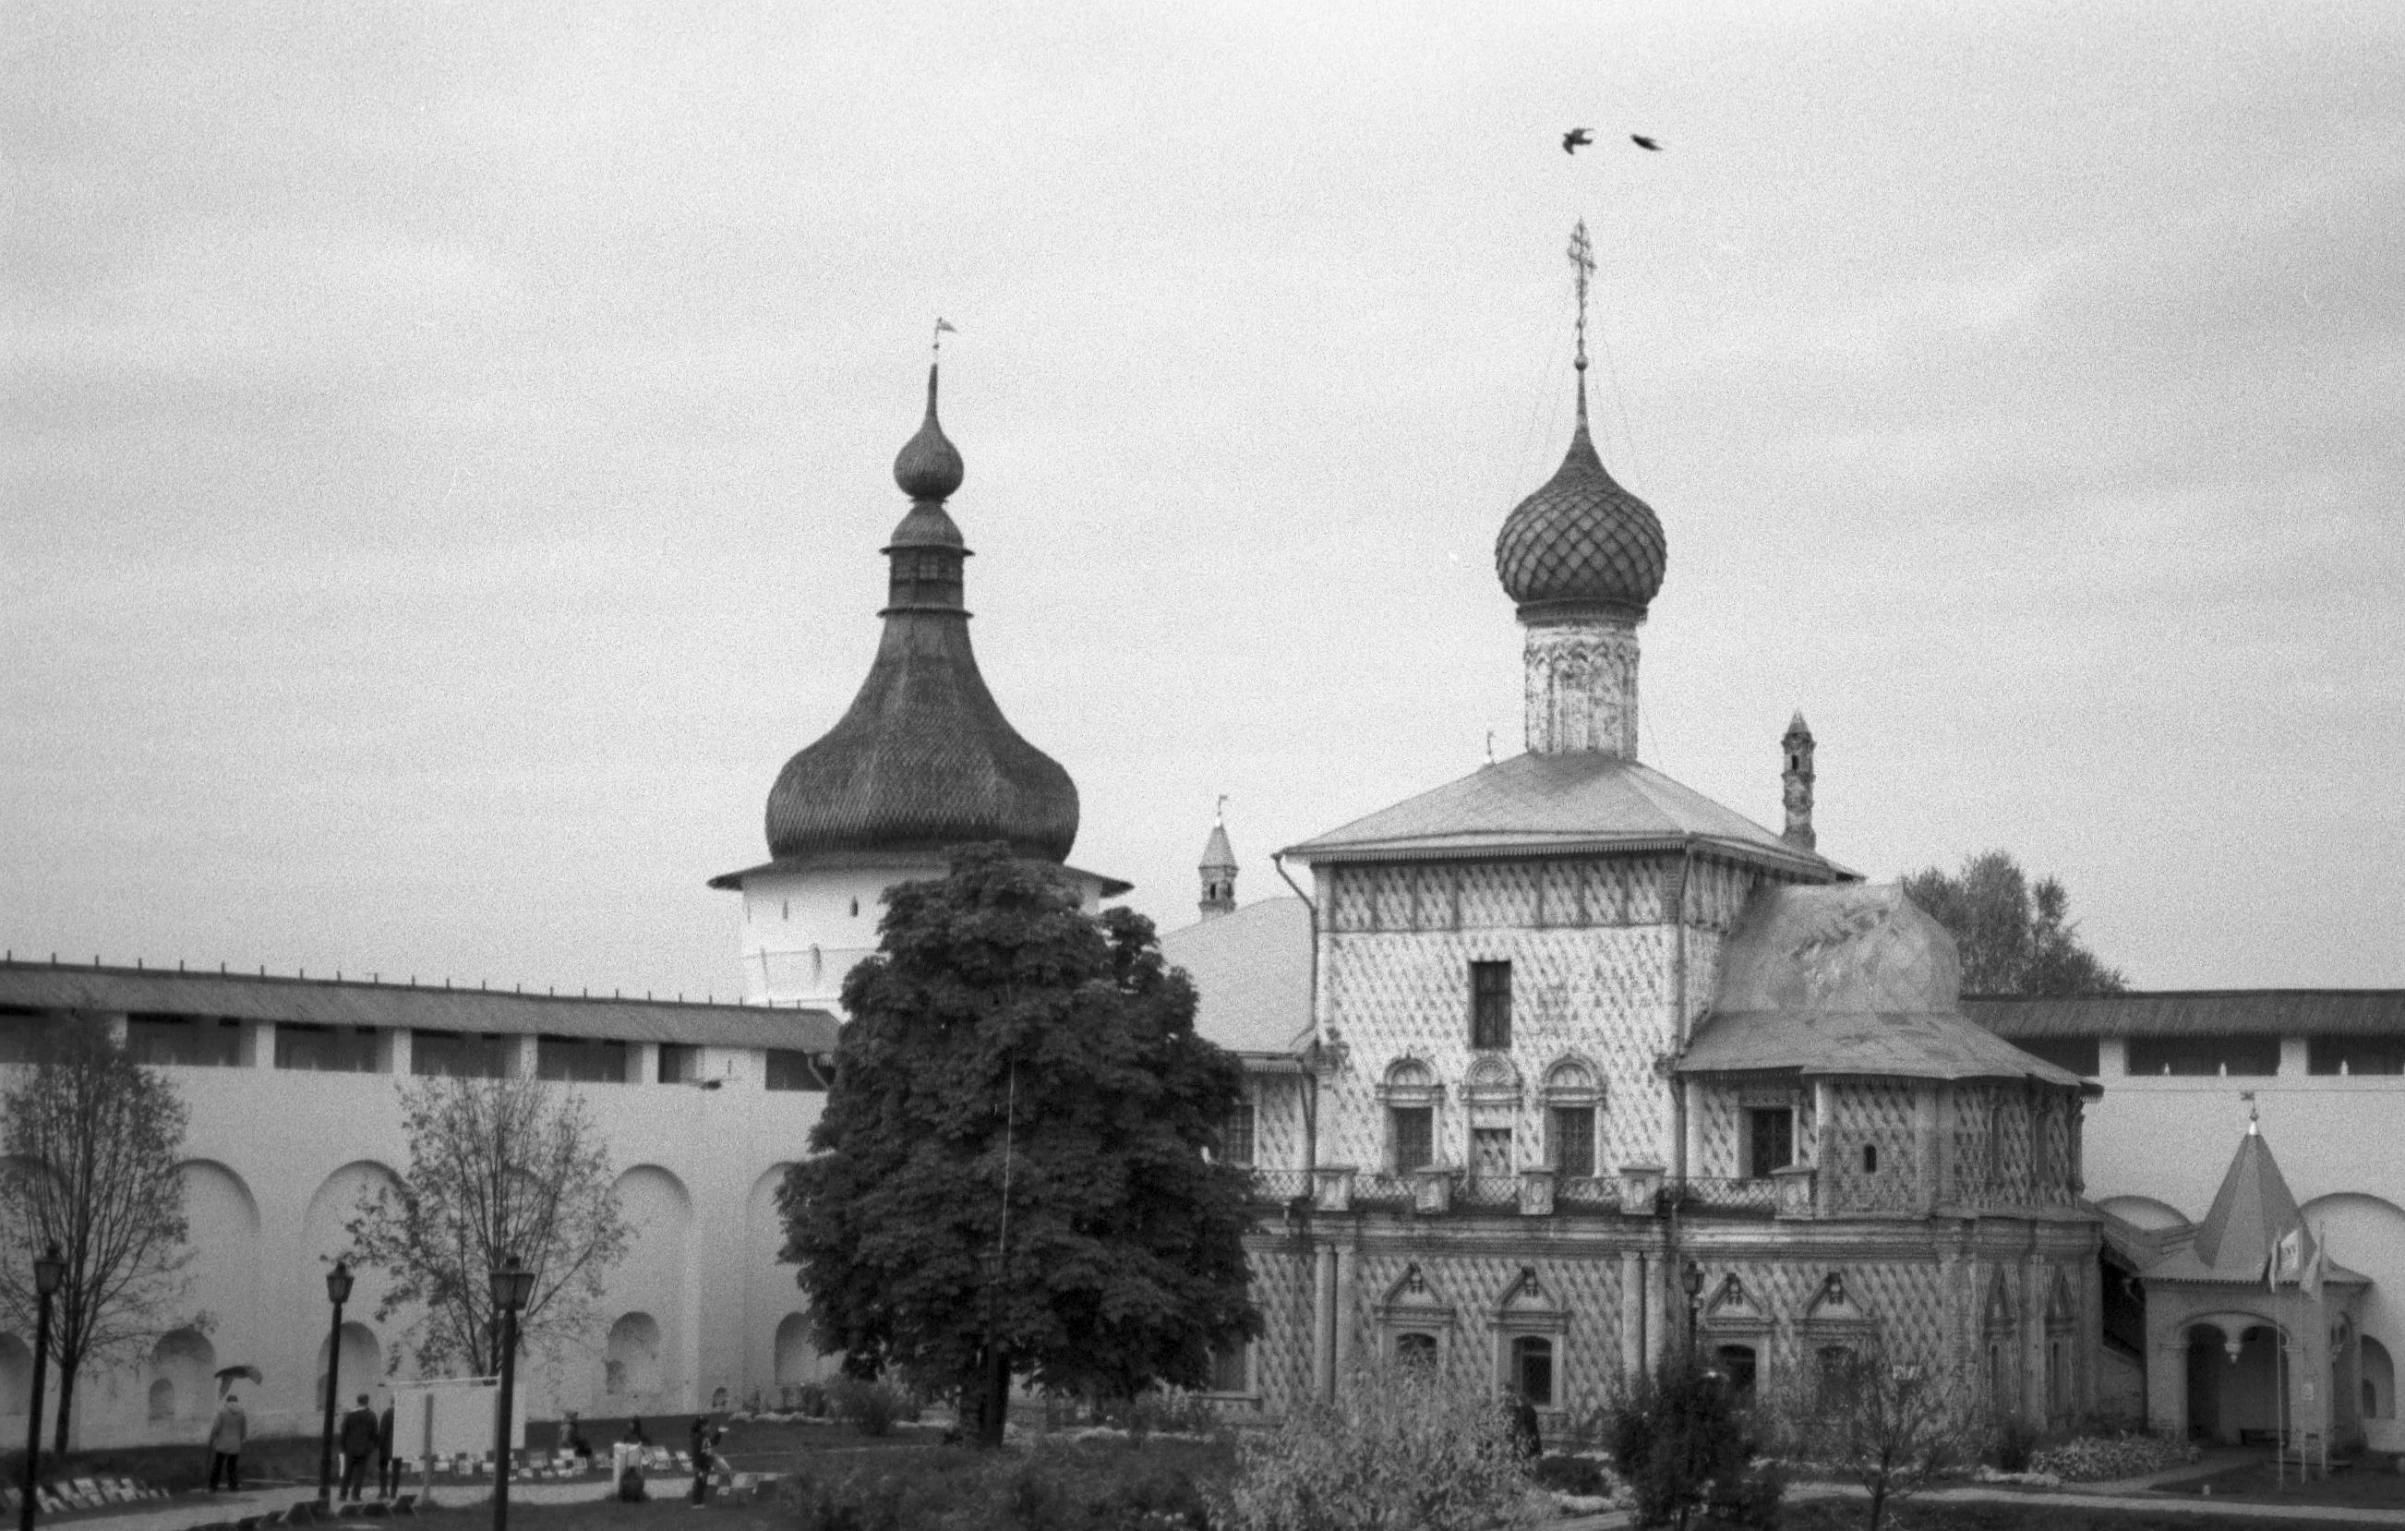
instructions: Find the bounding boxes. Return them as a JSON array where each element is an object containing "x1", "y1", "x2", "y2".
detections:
[
  {"x1": 796, "y1": 1382, "x2": 830, "y2": 1419},
  {"x1": 827, "y1": 1376, "x2": 906, "y2": 1437},
  {"x1": 1610, "y1": 1358, "x2": 1780, "y2": 1530},
  {"x1": 1218, "y1": 1355, "x2": 1540, "y2": 1531},
  {"x1": 1102, "y1": 1388, "x2": 1223, "y2": 1440},
  {"x1": 2027, "y1": 1432, "x2": 2200, "y2": 1482},
  {"x1": 1989, "y1": 1417, "x2": 2038, "y2": 1473}
]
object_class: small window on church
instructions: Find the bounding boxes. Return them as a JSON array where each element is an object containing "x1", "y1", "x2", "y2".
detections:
[
  {"x1": 1223, "y1": 1101, "x2": 1256, "y2": 1166},
  {"x1": 1470, "y1": 962, "x2": 1512, "y2": 1050},
  {"x1": 1392, "y1": 1107, "x2": 1433, "y2": 1174},
  {"x1": 1394, "y1": 1332, "x2": 1438, "y2": 1370},
  {"x1": 1862, "y1": 1143, "x2": 1878, "y2": 1173},
  {"x1": 1550, "y1": 1107, "x2": 1595, "y2": 1179},
  {"x1": 1511, "y1": 1336, "x2": 1554, "y2": 1407},
  {"x1": 1745, "y1": 1108, "x2": 1794, "y2": 1179},
  {"x1": 850, "y1": 897, "x2": 860, "y2": 917}
]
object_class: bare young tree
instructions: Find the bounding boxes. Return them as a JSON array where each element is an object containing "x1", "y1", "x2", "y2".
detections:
[
  {"x1": 1799, "y1": 1334, "x2": 1984, "y2": 1531},
  {"x1": 346, "y1": 1075, "x2": 632, "y2": 1377},
  {"x1": 0, "y1": 1024, "x2": 195, "y2": 1457}
]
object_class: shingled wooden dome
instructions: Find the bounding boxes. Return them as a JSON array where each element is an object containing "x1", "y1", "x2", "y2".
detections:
[{"x1": 1494, "y1": 394, "x2": 1666, "y2": 622}]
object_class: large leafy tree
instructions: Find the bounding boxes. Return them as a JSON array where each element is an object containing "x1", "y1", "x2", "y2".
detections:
[
  {"x1": 1901, "y1": 850, "x2": 2127, "y2": 996},
  {"x1": 0, "y1": 1024, "x2": 195, "y2": 1457},
  {"x1": 347, "y1": 1075, "x2": 632, "y2": 1377},
  {"x1": 780, "y1": 843, "x2": 1260, "y2": 1447}
]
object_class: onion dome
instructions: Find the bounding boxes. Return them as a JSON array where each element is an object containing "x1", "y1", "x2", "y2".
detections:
[
  {"x1": 1494, "y1": 377, "x2": 1666, "y2": 622},
  {"x1": 758, "y1": 365, "x2": 1080, "y2": 864}
]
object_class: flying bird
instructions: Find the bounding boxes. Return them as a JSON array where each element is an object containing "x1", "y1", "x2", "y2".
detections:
[
  {"x1": 1631, "y1": 134, "x2": 1661, "y2": 151},
  {"x1": 1562, "y1": 128, "x2": 1593, "y2": 154}
]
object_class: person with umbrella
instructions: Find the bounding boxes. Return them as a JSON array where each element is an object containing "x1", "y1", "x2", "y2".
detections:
[{"x1": 206, "y1": 1391, "x2": 247, "y2": 1492}]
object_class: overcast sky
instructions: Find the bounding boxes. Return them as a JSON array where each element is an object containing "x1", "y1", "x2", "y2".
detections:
[{"x1": 6, "y1": 2, "x2": 2401, "y2": 1003}]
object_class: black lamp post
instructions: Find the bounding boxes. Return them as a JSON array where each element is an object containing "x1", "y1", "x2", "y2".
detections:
[
  {"x1": 17, "y1": 1243, "x2": 63, "y2": 1531},
  {"x1": 489, "y1": 1256, "x2": 534, "y2": 1531},
  {"x1": 317, "y1": 1259, "x2": 353, "y2": 1504},
  {"x1": 1681, "y1": 1259, "x2": 1704, "y2": 1355},
  {"x1": 977, "y1": 1248, "x2": 1004, "y2": 1448}
]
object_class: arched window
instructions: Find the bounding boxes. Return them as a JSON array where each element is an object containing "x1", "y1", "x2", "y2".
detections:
[{"x1": 1541, "y1": 1059, "x2": 1602, "y2": 1180}]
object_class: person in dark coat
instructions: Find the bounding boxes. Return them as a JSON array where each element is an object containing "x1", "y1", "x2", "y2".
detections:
[
  {"x1": 206, "y1": 1394, "x2": 247, "y2": 1492},
  {"x1": 338, "y1": 1393, "x2": 379, "y2": 1501},
  {"x1": 376, "y1": 1395, "x2": 399, "y2": 1498},
  {"x1": 1509, "y1": 1392, "x2": 1543, "y2": 1462},
  {"x1": 686, "y1": 1415, "x2": 721, "y2": 1506},
  {"x1": 617, "y1": 1419, "x2": 650, "y2": 1502}
]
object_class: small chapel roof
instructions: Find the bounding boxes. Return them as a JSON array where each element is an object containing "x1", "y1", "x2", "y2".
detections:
[
  {"x1": 1282, "y1": 751, "x2": 1846, "y2": 876},
  {"x1": 2128, "y1": 1124, "x2": 2372, "y2": 1287},
  {"x1": 1679, "y1": 883, "x2": 2082, "y2": 1087},
  {"x1": 1158, "y1": 896, "x2": 1312, "y2": 1063}
]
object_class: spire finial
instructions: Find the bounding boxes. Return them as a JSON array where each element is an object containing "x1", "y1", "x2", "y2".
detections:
[
  {"x1": 932, "y1": 316, "x2": 957, "y2": 357},
  {"x1": 2242, "y1": 1090, "x2": 2259, "y2": 1134},
  {"x1": 1567, "y1": 221, "x2": 1596, "y2": 374},
  {"x1": 1214, "y1": 793, "x2": 1229, "y2": 827}
]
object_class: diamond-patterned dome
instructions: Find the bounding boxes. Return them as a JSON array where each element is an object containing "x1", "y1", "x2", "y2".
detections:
[{"x1": 1494, "y1": 397, "x2": 1665, "y2": 619}]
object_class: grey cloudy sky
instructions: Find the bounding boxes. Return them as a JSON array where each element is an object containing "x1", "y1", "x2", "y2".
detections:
[{"x1": 6, "y1": 2, "x2": 2401, "y2": 1001}]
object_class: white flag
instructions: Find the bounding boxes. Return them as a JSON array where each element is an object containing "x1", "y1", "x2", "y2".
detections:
[{"x1": 2269, "y1": 1224, "x2": 2304, "y2": 1290}]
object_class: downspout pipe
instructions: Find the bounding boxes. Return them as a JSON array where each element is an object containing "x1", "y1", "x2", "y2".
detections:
[{"x1": 1273, "y1": 850, "x2": 1322, "y2": 1179}]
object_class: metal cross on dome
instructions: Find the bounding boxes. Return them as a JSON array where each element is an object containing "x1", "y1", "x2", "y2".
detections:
[{"x1": 1567, "y1": 220, "x2": 1596, "y2": 371}]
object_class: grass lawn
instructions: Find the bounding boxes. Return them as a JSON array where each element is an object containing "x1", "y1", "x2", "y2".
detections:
[{"x1": 2157, "y1": 1452, "x2": 2405, "y2": 1507}]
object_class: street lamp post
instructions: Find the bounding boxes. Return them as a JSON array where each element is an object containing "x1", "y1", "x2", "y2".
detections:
[
  {"x1": 1681, "y1": 1259, "x2": 1704, "y2": 1356},
  {"x1": 17, "y1": 1243, "x2": 63, "y2": 1531},
  {"x1": 317, "y1": 1259, "x2": 354, "y2": 1505},
  {"x1": 489, "y1": 1256, "x2": 535, "y2": 1531}
]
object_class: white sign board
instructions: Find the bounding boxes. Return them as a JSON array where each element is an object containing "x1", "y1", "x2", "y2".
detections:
[{"x1": 390, "y1": 1377, "x2": 525, "y2": 1461}]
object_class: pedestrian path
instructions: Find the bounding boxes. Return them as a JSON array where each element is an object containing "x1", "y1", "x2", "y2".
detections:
[{"x1": 36, "y1": 1478, "x2": 619, "y2": 1531}]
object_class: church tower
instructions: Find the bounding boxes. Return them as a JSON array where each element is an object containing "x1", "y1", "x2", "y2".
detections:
[
  {"x1": 1198, "y1": 801, "x2": 1237, "y2": 920},
  {"x1": 1781, "y1": 711, "x2": 1816, "y2": 851},
  {"x1": 712, "y1": 354, "x2": 1126, "y2": 1009},
  {"x1": 1493, "y1": 224, "x2": 1666, "y2": 757}
]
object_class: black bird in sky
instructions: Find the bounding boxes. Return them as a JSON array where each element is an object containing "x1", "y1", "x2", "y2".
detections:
[
  {"x1": 1562, "y1": 128, "x2": 1593, "y2": 154},
  {"x1": 1631, "y1": 134, "x2": 1661, "y2": 151}
]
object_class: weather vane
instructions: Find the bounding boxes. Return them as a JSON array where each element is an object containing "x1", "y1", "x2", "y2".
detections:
[
  {"x1": 1567, "y1": 220, "x2": 1596, "y2": 373},
  {"x1": 932, "y1": 316, "x2": 957, "y2": 356},
  {"x1": 1214, "y1": 793, "x2": 1229, "y2": 826},
  {"x1": 2240, "y1": 1089, "x2": 2259, "y2": 1132}
]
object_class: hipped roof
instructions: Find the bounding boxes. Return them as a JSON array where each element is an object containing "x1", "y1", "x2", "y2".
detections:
[
  {"x1": 1679, "y1": 1007, "x2": 2085, "y2": 1087},
  {"x1": 1283, "y1": 751, "x2": 1847, "y2": 877},
  {"x1": 1159, "y1": 897, "x2": 1313, "y2": 1062},
  {"x1": 2124, "y1": 1127, "x2": 2371, "y2": 1288},
  {"x1": 0, "y1": 961, "x2": 837, "y2": 1051}
]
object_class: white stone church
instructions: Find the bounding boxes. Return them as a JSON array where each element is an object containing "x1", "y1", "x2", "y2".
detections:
[{"x1": 4, "y1": 292, "x2": 2400, "y2": 1458}]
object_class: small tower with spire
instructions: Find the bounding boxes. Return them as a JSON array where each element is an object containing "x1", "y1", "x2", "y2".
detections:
[
  {"x1": 1781, "y1": 711, "x2": 1816, "y2": 851},
  {"x1": 1198, "y1": 797, "x2": 1237, "y2": 920},
  {"x1": 1494, "y1": 222, "x2": 1667, "y2": 758}
]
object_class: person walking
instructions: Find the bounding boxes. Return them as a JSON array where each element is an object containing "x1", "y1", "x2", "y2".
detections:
[
  {"x1": 206, "y1": 1393, "x2": 247, "y2": 1492},
  {"x1": 685, "y1": 1416, "x2": 720, "y2": 1507},
  {"x1": 376, "y1": 1394, "x2": 399, "y2": 1498},
  {"x1": 338, "y1": 1393, "x2": 378, "y2": 1501}
]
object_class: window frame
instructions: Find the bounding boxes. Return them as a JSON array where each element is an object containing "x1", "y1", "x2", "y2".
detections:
[{"x1": 1469, "y1": 960, "x2": 1512, "y2": 1051}]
